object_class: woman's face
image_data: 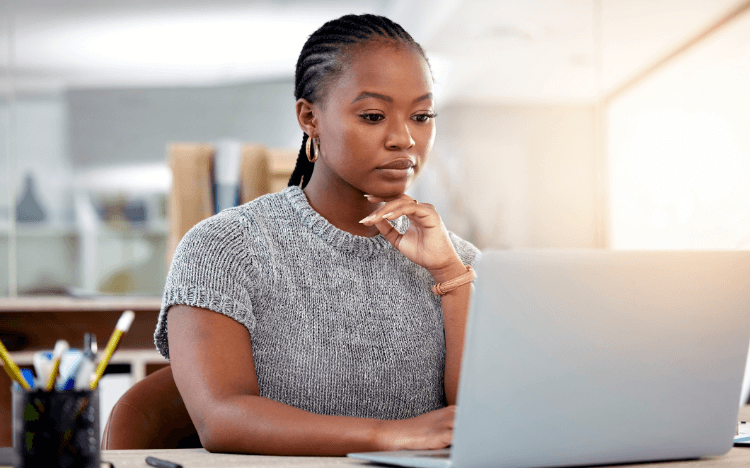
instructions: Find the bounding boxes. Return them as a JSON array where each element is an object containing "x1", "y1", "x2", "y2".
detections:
[{"x1": 312, "y1": 42, "x2": 435, "y2": 198}]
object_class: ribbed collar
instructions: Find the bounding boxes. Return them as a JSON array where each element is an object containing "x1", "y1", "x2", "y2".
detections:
[{"x1": 284, "y1": 186, "x2": 406, "y2": 258}]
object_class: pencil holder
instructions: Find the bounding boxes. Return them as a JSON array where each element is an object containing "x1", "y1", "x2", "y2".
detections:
[{"x1": 12, "y1": 387, "x2": 100, "y2": 468}]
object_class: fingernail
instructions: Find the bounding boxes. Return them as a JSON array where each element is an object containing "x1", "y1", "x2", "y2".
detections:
[
  {"x1": 359, "y1": 215, "x2": 374, "y2": 223},
  {"x1": 382, "y1": 212, "x2": 394, "y2": 220},
  {"x1": 364, "y1": 194, "x2": 372, "y2": 198}
]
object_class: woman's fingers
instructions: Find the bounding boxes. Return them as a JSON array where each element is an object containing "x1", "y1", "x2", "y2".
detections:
[
  {"x1": 360, "y1": 194, "x2": 436, "y2": 227},
  {"x1": 362, "y1": 194, "x2": 395, "y2": 204},
  {"x1": 380, "y1": 405, "x2": 456, "y2": 451},
  {"x1": 360, "y1": 193, "x2": 462, "y2": 275},
  {"x1": 370, "y1": 216, "x2": 404, "y2": 248}
]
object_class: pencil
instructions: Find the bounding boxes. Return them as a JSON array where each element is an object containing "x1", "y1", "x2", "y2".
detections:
[
  {"x1": 0, "y1": 339, "x2": 30, "y2": 390},
  {"x1": 90, "y1": 310, "x2": 135, "y2": 390},
  {"x1": 45, "y1": 340, "x2": 69, "y2": 391}
]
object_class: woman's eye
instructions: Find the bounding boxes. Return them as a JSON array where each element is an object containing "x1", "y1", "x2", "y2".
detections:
[
  {"x1": 361, "y1": 113, "x2": 385, "y2": 123},
  {"x1": 412, "y1": 113, "x2": 437, "y2": 123}
]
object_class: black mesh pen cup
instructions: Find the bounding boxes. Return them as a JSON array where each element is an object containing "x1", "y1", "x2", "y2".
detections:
[{"x1": 12, "y1": 387, "x2": 100, "y2": 468}]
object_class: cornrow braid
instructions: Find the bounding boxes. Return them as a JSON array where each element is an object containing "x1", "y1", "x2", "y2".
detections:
[
  {"x1": 288, "y1": 14, "x2": 428, "y2": 188},
  {"x1": 289, "y1": 133, "x2": 313, "y2": 188}
]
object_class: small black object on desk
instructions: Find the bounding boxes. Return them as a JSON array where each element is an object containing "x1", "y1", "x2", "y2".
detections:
[{"x1": 146, "y1": 456, "x2": 183, "y2": 468}]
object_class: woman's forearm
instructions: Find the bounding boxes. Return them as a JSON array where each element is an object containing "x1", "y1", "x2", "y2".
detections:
[
  {"x1": 431, "y1": 263, "x2": 473, "y2": 406},
  {"x1": 200, "y1": 393, "x2": 385, "y2": 456}
]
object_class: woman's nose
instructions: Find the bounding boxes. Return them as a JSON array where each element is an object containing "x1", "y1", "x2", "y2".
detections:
[{"x1": 385, "y1": 119, "x2": 415, "y2": 150}]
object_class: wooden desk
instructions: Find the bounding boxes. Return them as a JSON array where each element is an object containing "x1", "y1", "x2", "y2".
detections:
[
  {"x1": 102, "y1": 450, "x2": 369, "y2": 468},
  {"x1": 102, "y1": 447, "x2": 750, "y2": 468},
  {"x1": 98, "y1": 407, "x2": 750, "y2": 467},
  {"x1": 21, "y1": 444, "x2": 750, "y2": 468}
]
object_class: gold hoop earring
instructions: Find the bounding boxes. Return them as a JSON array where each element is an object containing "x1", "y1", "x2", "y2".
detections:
[{"x1": 307, "y1": 136, "x2": 319, "y2": 163}]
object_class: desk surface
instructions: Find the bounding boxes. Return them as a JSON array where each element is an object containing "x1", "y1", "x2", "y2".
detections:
[
  {"x1": 102, "y1": 449, "x2": 370, "y2": 468},
  {"x1": 100, "y1": 447, "x2": 750, "y2": 468},
  {"x1": 99, "y1": 406, "x2": 750, "y2": 468}
]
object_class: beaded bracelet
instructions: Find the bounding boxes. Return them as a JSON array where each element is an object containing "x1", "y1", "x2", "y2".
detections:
[{"x1": 432, "y1": 265, "x2": 476, "y2": 296}]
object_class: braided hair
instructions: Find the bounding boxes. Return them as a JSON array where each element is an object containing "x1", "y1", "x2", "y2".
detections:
[{"x1": 288, "y1": 14, "x2": 428, "y2": 188}]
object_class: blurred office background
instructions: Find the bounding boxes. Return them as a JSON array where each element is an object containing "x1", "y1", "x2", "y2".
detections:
[
  {"x1": 2, "y1": 0, "x2": 750, "y2": 441},
  {"x1": 1, "y1": 0, "x2": 749, "y2": 297}
]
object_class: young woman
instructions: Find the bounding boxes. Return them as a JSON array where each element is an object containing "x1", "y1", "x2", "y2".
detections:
[{"x1": 154, "y1": 13, "x2": 480, "y2": 456}]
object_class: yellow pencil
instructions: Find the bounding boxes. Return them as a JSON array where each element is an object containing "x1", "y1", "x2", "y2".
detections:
[
  {"x1": 45, "y1": 340, "x2": 69, "y2": 391},
  {"x1": 0, "y1": 338, "x2": 30, "y2": 390},
  {"x1": 90, "y1": 310, "x2": 135, "y2": 390}
]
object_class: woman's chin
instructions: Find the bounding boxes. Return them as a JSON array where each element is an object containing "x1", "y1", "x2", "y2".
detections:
[
  {"x1": 366, "y1": 175, "x2": 416, "y2": 197},
  {"x1": 369, "y1": 183, "x2": 411, "y2": 199}
]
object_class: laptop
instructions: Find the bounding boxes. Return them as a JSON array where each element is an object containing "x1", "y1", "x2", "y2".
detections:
[{"x1": 349, "y1": 250, "x2": 750, "y2": 468}]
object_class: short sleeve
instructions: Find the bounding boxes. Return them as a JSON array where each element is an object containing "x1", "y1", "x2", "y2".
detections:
[
  {"x1": 448, "y1": 231, "x2": 482, "y2": 269},
  {"x1": 154, "y1": 208, "x2": 265, "y2": 360}
]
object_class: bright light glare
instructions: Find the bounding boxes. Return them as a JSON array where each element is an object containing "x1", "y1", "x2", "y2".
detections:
[
  {"x1": 607, "y1": 10, "x2": 750, "y2": 251},
  {"x1": 17, "y1": 8, "x2": 332, "y2": 86},
  {"x1": 75, "y1": 163, "x2": 172, "y2": 194},
  {"x1": 609, "y1": 107, "x2": 746, "y2": 250}
]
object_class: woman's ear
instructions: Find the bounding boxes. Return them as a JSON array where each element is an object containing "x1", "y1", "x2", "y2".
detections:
[{"x1": 296, "y1": 98, "x2": 318, "y2": 138}]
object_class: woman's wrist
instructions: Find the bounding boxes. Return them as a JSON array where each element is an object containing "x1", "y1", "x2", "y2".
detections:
[
  {"x1": 373, "y1": 419, "x2": 399, "y2": 451},
  {"x1": 429, "y1": 257, "x2": 468, "y2": 284}
]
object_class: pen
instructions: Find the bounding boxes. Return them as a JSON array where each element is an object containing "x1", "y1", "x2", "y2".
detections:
[
  {"x1": 33, "y1": 351, "x2": 53, "y2": 390},
  {"x1": 84, "y1": 332, "x2": 97, "y2": 359},
  {"x1": 20, "y1": 368, "x2": 35, "y2": 389},
  {"x1": 58, "y1": 349, "x2": 83, "y2": 390},
  {"x1": 146, "y1": 456, "x2": 183, "y2": 468},
  {"x1": 75, "y1": 333, "x2": 97, "y2": 391},
  {"x1": 46, "y1": 340, "x2": 69, "y2": 391},
  {"x1": 90, "y1": 310, "x2": 135, "y2": 390},
  {"x1": 0, "y1": 339, "x2": 30, "y2": 390}
]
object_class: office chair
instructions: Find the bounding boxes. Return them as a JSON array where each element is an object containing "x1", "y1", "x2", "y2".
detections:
[{"x1": 101, "y1": 365, "x2": 202, "y2": 449}]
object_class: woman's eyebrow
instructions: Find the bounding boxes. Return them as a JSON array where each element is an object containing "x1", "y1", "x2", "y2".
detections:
[
  {"x1": 350, "y1": 92, "x2": 434, "y2": 104},
  {"x1": 351, "y1": 91, "x2": 392, "y2": 104},
  {"x1": 412, "y1": 93, "x2": 433, "y2": 104}
]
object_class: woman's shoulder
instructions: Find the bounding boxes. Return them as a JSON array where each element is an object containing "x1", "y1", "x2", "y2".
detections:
[
  {"x1": 447, "y1": 231, "x2": 481, "y2": 268},
  {"x1": 185, "y1": 187, "x2": 298, "y2": 240},
  {"x1": 167, "y1": 191, "x2": 301, "y2": 295}
]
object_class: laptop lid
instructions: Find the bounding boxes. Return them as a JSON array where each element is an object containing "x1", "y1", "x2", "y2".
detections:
[
  {"x1": 742, "y1": 343, "x2": 750, "y2": 406},
  {"x1": 451, "y1": 250, "x2": 750, "y2": 468}
]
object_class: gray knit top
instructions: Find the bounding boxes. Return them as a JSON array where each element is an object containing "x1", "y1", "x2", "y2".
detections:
[{"x1": 155, "y1": 185, "x2": 479, "y2": 420}]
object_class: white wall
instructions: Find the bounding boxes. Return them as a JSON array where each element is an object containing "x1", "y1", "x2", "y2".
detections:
[
  {"x1": 420, "y1": 103, "x2": 598, "y2": 250},
  {"x1": 607, "y1": 6, "x2": 750, "y2": 250}
]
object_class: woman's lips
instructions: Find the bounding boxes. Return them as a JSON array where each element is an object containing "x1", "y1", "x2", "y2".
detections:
[
  {"x1": 378, "y1": 158, "x2": 415, "y2": 170},
  {"x1": 377, "y1": 158, "x2": 416, "y2": 179}
]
